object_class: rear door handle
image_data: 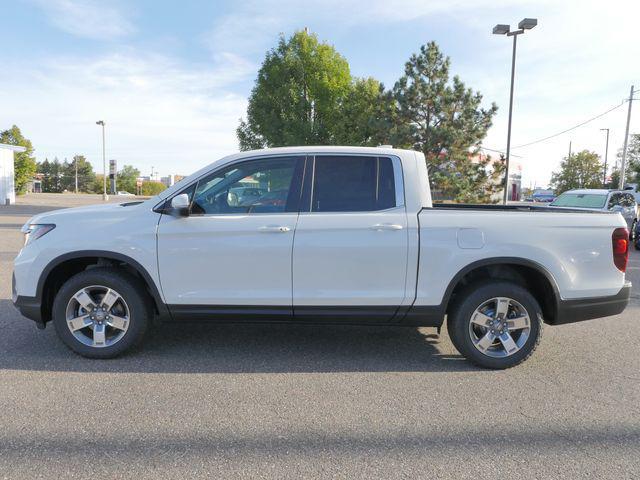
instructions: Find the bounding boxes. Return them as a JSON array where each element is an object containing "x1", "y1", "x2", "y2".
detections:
[
  {"x1": 259, "y1": 225, "x2": 291, "y2": 233},
  {"x1": 370, "y1": 224, "x2": 403, "y2": 231}
]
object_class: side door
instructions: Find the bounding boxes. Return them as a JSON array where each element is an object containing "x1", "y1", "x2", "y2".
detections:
[
  {"x1": 157, "y1": 155, "x2": 305, "y2": 316},
  {"x1": 292, "y1": 154, "x2": 409, "y2": 322}
]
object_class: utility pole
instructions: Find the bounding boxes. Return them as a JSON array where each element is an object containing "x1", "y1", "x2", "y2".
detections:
[
  {"x1": 600, "y1": 128, "x2": 610, "y2": 186},
  {"x1": 568, "y1": 141, "x2": 572, "y2": 159},
  {"x1": 74, "y1": 157, "x2": 78, "y2": 193},
  {"x1": 619, "y1": 85, "x2": 635, "y2": 190}
]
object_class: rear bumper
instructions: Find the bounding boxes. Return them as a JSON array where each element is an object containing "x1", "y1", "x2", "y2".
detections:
[{"x1": 555, "y1": 282, "x2": 631, "y2": 325}]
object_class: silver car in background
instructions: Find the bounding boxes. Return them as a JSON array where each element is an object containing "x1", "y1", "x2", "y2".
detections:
[{"x1": 550, "y1": 189, "x2": 637, "y2": 240}]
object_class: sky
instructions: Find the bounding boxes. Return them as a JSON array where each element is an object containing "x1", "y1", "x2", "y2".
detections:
[{"x1": 1, "y1": 0, "x2": 639, "y2": 187}]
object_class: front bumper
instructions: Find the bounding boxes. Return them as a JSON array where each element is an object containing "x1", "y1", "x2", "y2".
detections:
[
  {"x1": 12, "y1": 273, "x2": 45, "y2": 328},
  {"x1": 555, "y1": 282, "x2": 632, "y2": 325}
]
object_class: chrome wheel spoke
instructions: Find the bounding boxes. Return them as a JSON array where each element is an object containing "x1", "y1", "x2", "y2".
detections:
[
  {"x1": 507, "y1": 314, "x2": 529, "y2": 331},
  {"x1": 106, "y1": 315, "x2": 128, "y2": 331},
  {"x1": 101, "y1": 288, "x2": 120, "y2": 311},
  {"x1": 495, "y1": 297, "x2": 510, "y2": 319},
  {"x1": 498, "y1": 332, "x2": 518, "y2": 354},
  {"x1": 92, "y1": 323, "x2": 106, "y2": 347},
  {"x1": 73, "y1": 290, "x2": 95, "y2": 311},
  {"x1": 471, "y1": 312, "x2": 494, "y2": 328},
  {"x1": 475, "y1": 331, "x2": 496, "y2": 352},
  {"x1": 68, "y1": 316, "x2": 92, "y2": 331}
]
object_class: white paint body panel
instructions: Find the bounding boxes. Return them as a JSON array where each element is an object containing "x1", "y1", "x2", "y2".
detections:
[
  {"x1": 292, "y1": 208, "x2": 409, "y2": 305},
  {"x1": 157, "y1": 213, "x2": 297, "y2": 305},
  {"x1": 416, "y1": 209, "x2": 627, "y2": 304}
]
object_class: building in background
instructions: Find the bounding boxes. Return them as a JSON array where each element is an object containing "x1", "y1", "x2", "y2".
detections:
[
  {"x1": 0, "y1": 143, "x2": 26, "y2": 205},
  {"x1": 160, "y1": 174, "x2": 185, "y2": 187}
]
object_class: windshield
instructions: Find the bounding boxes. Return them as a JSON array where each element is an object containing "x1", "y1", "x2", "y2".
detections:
[{"x1": 550, "y1": 193, "x2": 607, "y2": 208}]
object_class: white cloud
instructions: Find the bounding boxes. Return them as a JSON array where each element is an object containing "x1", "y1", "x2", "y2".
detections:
[
  {"x1": 33, "y1": 0, "x2": 134, "y2": 39},
  {"x1": 0, "y1": 52, "x2": 252, "y2": 176}
]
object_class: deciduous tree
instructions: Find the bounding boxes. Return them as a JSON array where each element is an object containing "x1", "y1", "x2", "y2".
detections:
[
  {"x1": 550, "y1": 150, "x2": 603, "y2": 193},
  {"x1": 0, "y1": 125, "x2": 37, "y2": 194}
]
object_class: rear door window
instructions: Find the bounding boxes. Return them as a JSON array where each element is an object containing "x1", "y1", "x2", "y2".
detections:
[{"x1": 310, "y1": 156, "x2": 397, "y2": 212}]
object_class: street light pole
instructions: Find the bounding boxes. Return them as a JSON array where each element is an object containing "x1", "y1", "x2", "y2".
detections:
[
  {"x1": 492, "y1": 18, "x2": 537, "y2": 204},
  {"x1": 619, "y1": 85, "x2": 635, "y2": 190},
  {"x1": 96, "y1": 120, "x2": 108, "y2": 201},
  {"x1": 503, "y1": 31, "x2": 518, "y2": 205},
  {"x1": 600, "y1": 128, "x2": 609, "y2": 186}
]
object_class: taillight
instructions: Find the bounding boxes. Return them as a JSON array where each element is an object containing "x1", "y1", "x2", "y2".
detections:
[{"x1": 612, "y1": 228, "x2": 629, "y2": 272}]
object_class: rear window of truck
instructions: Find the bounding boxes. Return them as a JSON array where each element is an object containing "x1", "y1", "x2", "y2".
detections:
[{"x1": 550, "y1": 193, "x2": 607, "y2": 208}]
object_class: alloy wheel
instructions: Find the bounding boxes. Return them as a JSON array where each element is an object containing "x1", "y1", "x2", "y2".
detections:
[
  {"x1": 65, "y1": 285, "x2": 130, "y2": 348},
  {"x1": 468, "y1": 297, "x2": 531, "y2": 358}
]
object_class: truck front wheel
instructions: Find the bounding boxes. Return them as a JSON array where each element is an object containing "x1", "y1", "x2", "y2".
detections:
[
  {"x1": 447, "y1": 281, "x2": 543, "y2": 369},
  {"x1": 52, "y1": 267, "x2": 151, "y2": 358}
]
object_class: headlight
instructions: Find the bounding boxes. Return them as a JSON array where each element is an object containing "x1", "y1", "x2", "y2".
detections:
[{"x1": 22, "y1": 224, "x2": 56, "y2": 246}]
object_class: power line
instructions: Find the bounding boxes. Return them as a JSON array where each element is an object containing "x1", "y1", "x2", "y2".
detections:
[
  {"x1": 511, "y1": 100, "x2": 626, "y2": 150},
  {"x1": 479, "y1": 146, "x2": 522, "y2": 158}
]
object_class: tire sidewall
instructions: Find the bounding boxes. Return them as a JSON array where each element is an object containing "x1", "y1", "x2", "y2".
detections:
[
  {"x1": 52, "y1": 268, "x2": 150, "y2": 358},
  {"x1": 448, "y1": 282, "x2": 543, "y2": 369}
]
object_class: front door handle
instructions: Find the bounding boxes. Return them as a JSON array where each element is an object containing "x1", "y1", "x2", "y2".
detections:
[
  {"x1": 259, "y1": 225, "x2": 291, "y2": 233},
  {"x1": 370, "y1": 224, "x2": 403, "y2": 231}
]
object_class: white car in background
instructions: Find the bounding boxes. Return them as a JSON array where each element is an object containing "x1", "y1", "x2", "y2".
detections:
[{"x1": 550, "y1": 189, "x2": 637, "y2": 241}]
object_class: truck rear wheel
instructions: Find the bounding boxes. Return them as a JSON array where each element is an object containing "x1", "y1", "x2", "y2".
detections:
[
  {"x1": 447, "y1": 281, "x2": 543, "y2": 369},
  {"x1": 52, "y1": 267, "x2": 151, "y2": 358}
]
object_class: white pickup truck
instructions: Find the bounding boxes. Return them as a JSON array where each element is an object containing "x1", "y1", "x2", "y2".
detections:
[{"x1": 12, "y1": 146, "x2": 631, "y2": 369}]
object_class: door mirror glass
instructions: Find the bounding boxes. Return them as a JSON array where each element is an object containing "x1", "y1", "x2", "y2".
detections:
[{"x1": 169, "y1": 193, "x2": 190, "y2": 216}]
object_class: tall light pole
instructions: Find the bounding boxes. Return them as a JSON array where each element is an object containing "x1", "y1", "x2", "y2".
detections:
[
  {"x1": 96, "y1": 120, "x2": 108, "y2": 201},
  {"x1": 600, "y1": 128, "x2": 610, "y2": 186},
  {"x1": 493, "y1": 18, "x2": 537, "y2": 204},
  {"x1": 619, "y1": 85, "x2": 636, "y2": 190}
]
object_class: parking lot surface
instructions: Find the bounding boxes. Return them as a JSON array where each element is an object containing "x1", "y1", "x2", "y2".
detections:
[{"x1": 1, "y1": 194, "x2": 639, "y2": 479}]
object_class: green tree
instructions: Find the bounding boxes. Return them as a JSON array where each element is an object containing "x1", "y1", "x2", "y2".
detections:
[
  {"x1": 90, "y1": 174, "x2": 105, "y2": 194},
  {"x1": 237, "y1": 30, "x2": 353, "y2": 149},
  {"x1": 140, "y1": 181, "x2": 166, "y2": 196},
  {"x1": 116, "y1": 165, "x2": 140, "y2": 194},
  {"x1": 45, "y1": 157, "x2": 64, "y2": 193},
  {"x1": 333, "y1": 77, "x2": 394, "y2": 146},
  {"x1": 0, "y1": 125, "x2": 37, "y2": 194},
  {"x1": 61, "y1": 155, "x2": 95, "y2": 192},
  {"x1": 39, "y1": 158, "x2": 52, "y2": 192},
  {"x1": 550, "y1": 150, "x2": 603, "y2": 194},
  {"x1": 616, "y1": 133, "x2": 640, "y2": 186},
  {"x1": 391, "y1": 42, "x2": 502, "y2": 202}
]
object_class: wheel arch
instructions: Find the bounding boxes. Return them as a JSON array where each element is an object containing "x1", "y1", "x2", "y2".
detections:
[
  {"x1": 442, "y1": 257, "x2": 561, "y2": 325},
  {"x1": 37, "y1": 250, "x2": 168, "y2": 323}
]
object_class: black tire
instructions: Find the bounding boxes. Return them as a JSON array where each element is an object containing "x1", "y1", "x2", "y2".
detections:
[
  {"x1": 52, "y1": 267, "x2": 152, "y2": 358},
  {"x1": 447, "y1": 281, "x2": 543, "y2": 369}
]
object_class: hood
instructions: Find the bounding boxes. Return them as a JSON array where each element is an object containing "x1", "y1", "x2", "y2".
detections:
[{"x1": 24, "y1": 200, "x2": 150, "y2": 228}]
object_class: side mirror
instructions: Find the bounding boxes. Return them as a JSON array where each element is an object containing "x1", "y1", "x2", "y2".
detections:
[
  {"x1": 168, "y1": 193, "x2": 190, "y2": 216},
  {"x1": 610, "y1": 204, "x2": 624, "y2": 213}
]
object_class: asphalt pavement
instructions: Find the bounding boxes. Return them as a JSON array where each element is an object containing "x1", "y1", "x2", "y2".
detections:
[{"x1": 1, "y1": 194, "x2": 639, "y2": 479}]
